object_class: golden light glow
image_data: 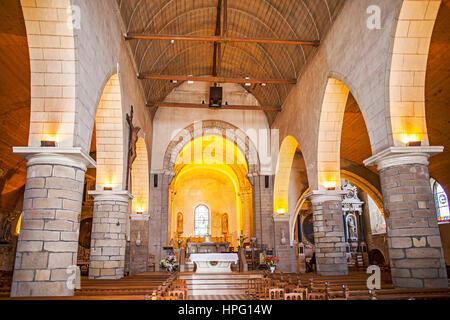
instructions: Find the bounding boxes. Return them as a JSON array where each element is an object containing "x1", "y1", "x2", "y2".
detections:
[
  {"x1": 323, "y1": 180, "x2": 338, "y2": 189},
  {"x1": 273, "y1": 136, "x2": 299, "y2": 216},
  {"x1": 175, "y1": 135, "x2": 248, "y2": 171},
  {"x1": 43, "y1": 135, "x2": 58, "y2": 142},
  {"x1": 400, "y1": 133, "x2": 421, "y2": 145},
  {"x1": 15, "y1": 213, "x2": 22, "y2": 236}
]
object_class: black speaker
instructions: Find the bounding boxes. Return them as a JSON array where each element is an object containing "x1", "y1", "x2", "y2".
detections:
[{"x1": 209, "y1": 86, "x2": 223, "y2": 108}]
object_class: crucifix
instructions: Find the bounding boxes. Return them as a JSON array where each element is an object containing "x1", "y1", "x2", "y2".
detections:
[{"x1": 125, "y1": 106, "x2": 141, "y2": 191}]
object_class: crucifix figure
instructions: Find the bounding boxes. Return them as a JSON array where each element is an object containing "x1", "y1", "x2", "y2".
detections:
[{"x1": 126, "y1": 106, "x2": 141, "y2": 191}]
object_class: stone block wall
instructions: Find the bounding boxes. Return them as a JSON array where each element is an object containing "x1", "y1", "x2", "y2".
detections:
[
  {"x1": 273, "y1": 219, "x2": 296, "y2": 272},
  {"x1": 129, "y1": 218, "x2": 149, "y2": 275},
  {"x1": 312, "y1": 200, "x2": 348, "y2": 276},
  {"x1": 89, "y1": 196, "x2": 128, "y2": 279},
  {"x1": 380, "y1": 163, "x2": 448, "y2": 288},
  {"x1": 11, "y1": 160, "x2": 85, "y2": 297}
]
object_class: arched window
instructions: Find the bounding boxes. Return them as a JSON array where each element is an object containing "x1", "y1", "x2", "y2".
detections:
[
  {"x1": 194, "y1": 205, "x2": 210, "y2": 236},
  {"x1": 430, "y1": 178, "x2": 450, "y2": 223}
]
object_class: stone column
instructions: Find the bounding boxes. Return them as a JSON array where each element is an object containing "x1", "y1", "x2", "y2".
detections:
[
  {"x1": 10, "y1": 147, "x2": 95, "y2": 297},
  {"x1": 252, "y1": 175, "x2": 275, "y2": 250},
  {"x1": 365, "y1": 147, "x2": 448, "y2": 288},
  {"x1": 88, "y1": 190, "x2": 132, "y2": 279},
  {"x1": 238, "y1": 189, "x2": 253, "y2": 238},
  {"x1": 307, "y1": 190, "x2": 348, "y2": 276}
]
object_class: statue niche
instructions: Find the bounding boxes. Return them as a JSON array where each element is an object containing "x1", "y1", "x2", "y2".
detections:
[
  {"x1": 177, "y1": 212, "x2": 183, "y2": 235},
  {"x1": 221, "y1": 213, "x2": 229, "y2": 237}
]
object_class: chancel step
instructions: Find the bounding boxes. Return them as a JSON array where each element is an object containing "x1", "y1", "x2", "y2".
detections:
[{"x1": 179, "y1": 272, "x2": 263, "y2": 296}]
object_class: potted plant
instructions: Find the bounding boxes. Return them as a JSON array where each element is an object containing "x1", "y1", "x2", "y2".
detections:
[{"x1": 266, "y1": 257, "x2": 279, "y2": 273}]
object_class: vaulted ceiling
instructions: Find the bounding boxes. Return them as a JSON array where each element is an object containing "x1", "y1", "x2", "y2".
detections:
[{"x1": 116, "y1": 0, "x2": 346, "y2": 122}]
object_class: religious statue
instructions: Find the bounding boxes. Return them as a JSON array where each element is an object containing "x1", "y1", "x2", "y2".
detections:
[
  {"x1": 0, "y1": 211, "x2": 20, "y2": 242},
  {"x1": 125, "y1": 106, "x2": 141, "y2": 191},
  {"x1": 177, "y1": 212, "x2": 184, "y2": 235},
  {"x1": 280, "y1": 228, "x2": 287, "y2": 245},
  {"x1": 221, "y1": 213, "x2": 228, "y2": 235},
  {"x1": 347, "y1": 215, "x2": 358, "y2": 241}
]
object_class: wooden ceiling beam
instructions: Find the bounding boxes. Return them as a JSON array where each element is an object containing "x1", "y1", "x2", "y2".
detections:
[
  {"x1": 125, "y1": 33, "x2": 320, "y2": 46},
  {"x1": 137, "y1": 74, "x2": 296, "y2": 85},
  {"x1": 146, "y1": 102, "x2": 281, "y2": 111}
]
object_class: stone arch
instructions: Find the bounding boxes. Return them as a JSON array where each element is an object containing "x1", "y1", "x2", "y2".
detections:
[
  {"x1": 317, "y1": 77, "x2": 350, "y2": 190},
  {"x1": 290, "y1": 188, "x2": 311, "y2": 241},
  {"x1": 163, "y1": 120, "x2": 261, "y2": 175},
  {"x1": 131, "y1": 137, "x2": 149, "y2": 214},
  {"x1": 387, "y1": 0, "x2": 442, "y2": 146},
  {"x1": 20, "y1": 0, "x2": 78, "y2": 148},
  {"x1": 316, "y1": 73, "x2": 379, "y2": 191},
  {"x1": 94, "y1": 74, "x2": 124, "y2": 190},
  {"x1": 273, "y1": 136, "x2": 300, "y2": 215}
]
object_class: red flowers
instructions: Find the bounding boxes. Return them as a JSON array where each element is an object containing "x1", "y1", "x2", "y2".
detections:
[{"x1": 265, "y1": 256, "x2": 279, "y2": 267}]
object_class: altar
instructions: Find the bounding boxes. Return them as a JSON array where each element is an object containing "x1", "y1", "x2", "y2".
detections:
[
  {"x1": 189, "y1": 253, "x2": 238, "y2": 273},
  {"x1": 186, "y1": 242, "x2": 230, "y2": 254}
]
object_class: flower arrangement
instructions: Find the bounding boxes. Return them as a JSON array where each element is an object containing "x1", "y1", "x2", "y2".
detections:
[
  {"x1": 266, "y1": 257, "x2": 280, "y2": 268},
  {"x1": 176, "y1": 239, "x2": 183, "y2": 248},
  {"x1": 239, "y1": 234, "x2": 248, "y2": 247},
  {"x1": 160, "y1": 253, "x2": 179, "y2": 272}
]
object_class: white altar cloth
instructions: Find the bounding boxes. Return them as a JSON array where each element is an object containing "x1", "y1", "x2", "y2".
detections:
[{"x1": 189, "y1": 253, "x2": 238, "y2": 273}]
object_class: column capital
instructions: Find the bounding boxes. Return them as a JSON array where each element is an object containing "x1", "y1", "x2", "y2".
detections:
[
  {"x1": 88, "y1": 190, "x2": 133, "y2": 202},
  {"x1": 364, "y1": 146, "x2": 443, "y2": 171},
  {"x1": 13, "y1": 146, "x2": 96, "y2": 171},
  {"x1": 305, "y1": 189, "x2": 346, "y2": 204}
]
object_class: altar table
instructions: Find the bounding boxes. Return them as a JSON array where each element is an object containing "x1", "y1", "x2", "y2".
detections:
[{"x1": 189, "y1": 253, "x2": 239, "y2": 273}]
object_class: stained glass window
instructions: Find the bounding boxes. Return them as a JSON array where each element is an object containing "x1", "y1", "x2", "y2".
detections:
[
  {"x1": 430, "y1": 178, "x2": 450, "y2": 223},
  {"x1": 194, "y1": 205, "x2": 210, "y2": 236}
]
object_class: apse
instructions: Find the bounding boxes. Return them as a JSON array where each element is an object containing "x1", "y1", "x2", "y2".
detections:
[{"x1": 168, "y1": 135, "x2": 253, "y2": 248}]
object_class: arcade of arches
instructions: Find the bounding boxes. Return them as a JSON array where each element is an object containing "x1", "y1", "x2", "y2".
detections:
[{"x1": 0, "y1": 0, "x2": 449, "y2": 298}]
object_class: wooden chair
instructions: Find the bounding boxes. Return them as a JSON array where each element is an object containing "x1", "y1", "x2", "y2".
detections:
[
  {"x1": 268, "y1": 288, "x2": 285, "y2": 300},
  {"x1": 293, "y1": 287, "x2": 309, "y2": 300},
  {"x1": 168, "y1": 289, "x2": 186, "y2": 300},
  {"x1": 160, "y1": 296, "x2": 179, "y2": 300},
  {"x1": 284, "y1": 293, "x2": 303, "y2": 300},
  {"x1": 247, "y1": 278, "x2": 258, "y2": 298},
  {"x1": 147, "y1": 254, "x2": 156, "y2": 272},
  {"x1": 284, "y1": 284, "x2": 298, "y2": 293},
  {"x1": 307, "y1": 292, "x2": 327, "y2": 300}
]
